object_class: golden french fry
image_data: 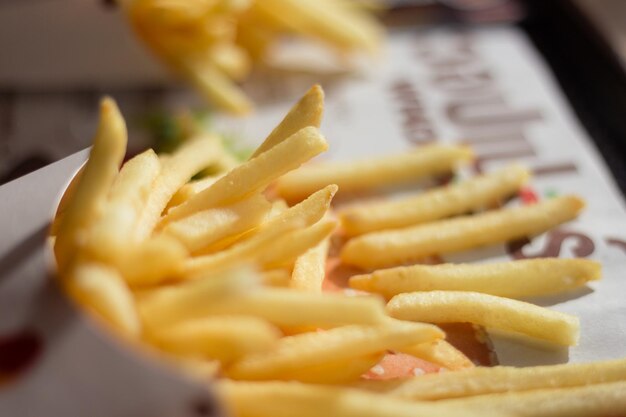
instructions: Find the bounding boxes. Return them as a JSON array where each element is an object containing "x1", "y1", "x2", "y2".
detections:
[
  {"x1": 114, "y1": 235, "x2": 188, "y2": 287},
  {"x1": 387, "y1": 291, "x2": 579, "y2": 346},
  {"x1": 135, "y1": 135, "x2": 222, "y2": 239},
  {"x1": 367, "y1": 357, "x2": 626, "y2": 401},
  {"x1": 50, "y1": 165, "x2": 85, "y2": 237},
  {"x1": 149, "y1": 316, "x2": 281, "y2": 364},
  {"x1": 184, "y1": 185, "x2": 337, "y2": 275},
  {"x1": 440, "y1": 380, "x2": 626, "y2": 417},
  {"x1": 341, "y1": 195, "x2": 585, "y2": 269},
  {"x1": 208, "y1": 43, "x2": 251, "y2": 81},
  {"x1": 227, "y1": 320, "x2": 443, "y2": 380},
  {"x1": 167, "y1": 175, "x2": 221, "y2": 210},
  {"x1": 251, "y1": 84, "x2": 324, "y2": 158},
  {"x1": 261, "y1": 269, "x2": 292, "y2": 287},
  {"x1": 54, "y1": 98, "x2": 127, "y2": 271},
  {"x1": 399, "y1": 339, "x2": 474, "y2": 371},
  {"x1": 66, "y1": 262, "x2": 140, "y2": 336},
  {"x1": 276, "y1": 145, "x2": 473, "y2": 202},
  {"x1": 350, "y1": 258, "x2": 602, "y2": 299},
  {"x1": 279, "y1": 353, "x2": 383, "y2": 384},
  {"x1": 86, "y1": 149, "x2": 161, "y2": 261},
  {"x1": 217, "y1": 380, "x2": 495, "y2": 417},
  {"x1": 340, "y1": 165, "x2": 530, "y2": 235},
  {"x1": 163, "y1": 126, "x2": 329, "y2": 224},
  {"x1": 163, "y1": 193, "x2": 272, "y2": 253},
  {"x1": 290, "y1": 237, "x2": 330, "y2": 292},
  {"x1": 138, "y1": 265, "x2": 260, "y2": 328},
  {"x1": 258, "y1": 219, "x2": 337, "y2": 269}
]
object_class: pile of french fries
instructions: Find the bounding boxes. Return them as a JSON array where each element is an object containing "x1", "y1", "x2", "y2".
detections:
[
  {"x1": 52, "y1": 86, "x2": 626, "y2": 417},
  {"x1": 120, "y1": 0, "x2": 383, "y2": 114}
]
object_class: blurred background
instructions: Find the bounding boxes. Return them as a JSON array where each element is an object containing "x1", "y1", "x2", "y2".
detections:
[{"x1": 1, "y1": 0, "x2": 625, "y2": 196}]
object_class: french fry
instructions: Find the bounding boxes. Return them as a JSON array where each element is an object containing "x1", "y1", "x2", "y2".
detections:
[
  {"x1": 279, "y1": 353, "x2": 384, "y2": 384},
  {"x1": 440, "y1": 380, "x2": 626, "y2": 417},
  {"x1": 86, "y1": 149, "x2": 161, "y2": 261},
  {"x1": 350, "y1": 258, "x2": 602, "y2": 299},
  {"x1": 290, "y1": 237, "x2": 330, "y2": 292},
  {"x1": 261, "y1": 269, "x2": 292, "y2": 287},
  {"x1": 54, "y1": 98, "x2": 127, "y2": 271},
  {"x1": 165, "y1": 356, "x2": 221, "y2": 381},
  {"x1": 276, "y1": 145, "x2": 473, "y2": 202},
  {"x1": 217, "y1": 381, "x2": 495, "y2": 417},
  {"x1": 135, "y1": 135, "x2": 222, "y2": 239},
  {"x1": 399, "y1": 340, "x2": 474, "y2": 371},
  {"x1": 50, "y1": 165, "x2": 85, "y2": 237},
  {"x1": 184, "y1": 185, "x2": 337, "y2": 275},
  {"x1": 340, "y1": 165, "x2": 530, "y2": 235},
  {"x1": 66, "y1": 262, "x2": 140, "y2": 337},
  {"x1": 251, "y1": 84, "x2": 324, "y2": 158},
  {"x1": 149, "y1": 316, "x2": 281, "y2": 364},
  {"x1": 341, "y1": 195, "x2": 585, "y2": 269},
  {"x1": 387, "y1": 291, "x2": 579, "y2": 346},
  {"x1": 163, "y1": 126, "x2": 329, "y2": 224},
  {"x1": 114, "y1": 235, "x2": 188, "y2": 287},
  {"x1": 163, "y1": 193, "x2": 272, "y2": 253},
  {"x1": 227, "y1": 321, "x2": 443, "y2": 380},
  {"x1": 363, "y1": 357, "x2": 626, "y2": 401},
  {"x1": 167, "y1": 175, "x2": 221, "y2": 210},
  {"x1": 257, "y1": 219, "x2": 337, "y2": 269}
]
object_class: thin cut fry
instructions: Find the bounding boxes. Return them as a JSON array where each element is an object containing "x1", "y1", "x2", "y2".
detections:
[
  {"x1": 350, "y1": 258, "x2": 602, "y2": 299},
  {"x1": 261, "y1": 269, "x2": 292, "y2": 287},
  {"x1": 136, "y1": 135, "x2": 221, "y2": 239},
  {"x1": 279, "y1": 353, "x2": 383, "y2": 384},
  {"x1": 399, "y1": 340, "x2": 474, "y2": 371},
  {"x1": 227, "y1": 321, "x2": 443, "y2": 380},
  {"x1": 184, "y1": 185, "x2": 337, "y2": 275},
  {"x1": 149, "y1": 316, "x2": 281, "y2": 364},
  {"x1": 217, "y1": 380, "x2": 494, "y2": 417},
  {"x1": 163, "y1": 126, "x2": 328, "y2": 224},
  {"x1": 387, "y1": 291, "x2": 579, "y2": 346},
  {"x1": 440, "y1": 380, "x2": 626, "y2": 417},
  {"x1": 341, "y1": 195, "x2": 585, "y2": 269},
  {"x1": 276, "y1": 144, "x2": 473, "y2": 202},
  {"x1": 290, "y1": 237, "x2": 330, "y2": 292},
  {"x1": 66, "y1": 263, "x2": 140, "y2": 336},
  {"x1": 364, "y1": 357, "x2": 626, "y2": 401},
  {"x1": 54, "y1": 98, "x2": 127, "y2": 271},
  {"x1": 167, "y1": 175, "x2": 221, "y2": 210},
  {"x1": 340, "y1": 165, "x2": 530, "y2": 235},
  {"x1": 163, "y1": 193, "x2": 272, "y2": 253},
  {"x1": 251, "y1": 84, "x2": 324, "y2": 158}
]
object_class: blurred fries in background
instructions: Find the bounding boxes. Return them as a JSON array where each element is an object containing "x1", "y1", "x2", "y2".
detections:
[{"x1": 120, "y1": 0, "x2": 383, "y2": 114}]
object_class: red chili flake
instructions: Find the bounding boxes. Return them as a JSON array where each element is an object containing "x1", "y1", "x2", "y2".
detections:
[{"x1": 519, "y1": 186, "x2": 539, "y2": 205}]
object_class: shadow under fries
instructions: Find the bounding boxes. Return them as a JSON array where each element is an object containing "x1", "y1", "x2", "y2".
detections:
[
  {"x1": 525, "y1": 286, "x2": 595, "y2": 307},
  {"x1": 489, "y1": 330, "x2": 570, "y2": 366}
]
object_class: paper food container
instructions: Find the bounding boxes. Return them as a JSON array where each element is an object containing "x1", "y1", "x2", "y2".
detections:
[{"x1": 2, "y1": 24, "x2": 626, "y2": 416}]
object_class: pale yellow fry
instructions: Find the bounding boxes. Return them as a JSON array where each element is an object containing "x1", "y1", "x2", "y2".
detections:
[
  {"x1": 149, "y1": 316, "x2": 281, "y2": 364},
  {"x1": 142, "y1": 286, "x2": 386, "y2": 329},
  {"x1": 253, "y1": 0, "x2": 383, "y2": 52},
  {"x1": 166, "y1": 175, "x2": 221, "y2": 210},
  {"x1": 179, "y1": 57, "x2": 252, "y2": 115},
  {"x1": 184, "y1": 185, "x2": 337, "y2": 275},
  {"x1": 261, "y1": 269, "x2": 292, "y2": 287},
  {"x1": 350, "y1": 258, "x2": 601, "y2": 299},
  {"x1": 290, "y1": 237, "x2": 330, "y2": 292},
  {"x1": 364, "y1": 357, "x2": 626, "y2": 401},
  {"x1": 115, "y1": 235, "x2": 188, "y2": 287},
  {"x1": 279, "y1": 353, "x2": 383, "y2": 384},
  {"x1": 341, "y1": 195, "x2": 585, "y2": 269},
  {"x1": 66, "y1": 263, "x2": 140, "y2": 336},
  {"x1": 440, "y1": 381, "x2": 626, "y2": 417},
  {"x1": 136, "y1": 135, "x2": 221, "y2": 239},
  {"x1": 399, "y1": 340, "x2": 474, "y2": 371},
  {"x1": 138, "y1": 265, "x2": 260, "y2": 328},
  {"x1": 163, "y1": 126, "x2": 329, "y2": 224},
  {"x1": 163, "y1": 193, "x2": 272, "y2": 253},
  {"x1": 227, "y1": 320, "x2": 443, "y2": 380},
  {"x1": 387, "y1": 291, "x2": 579, "y2": 346},
  {"x1": 87, "y1": 149, "x2": 161, "y2": 261},
  {"x1": 50, "y1": 165, "x2": 85, "y2": 237},
  {"x1": 208, "y1": 43, "x2": 251, "y2": 81},
  {"x1": 217, "y1": 381, "x2": 500, "y2": 417},
  {"x1": 251, "y1": 84, "x2": 324, "y2": 158},
  {"x1": 54, "y1": 98, "x2": 127, "y2": 271},
  {"x1": 258, "y1": 219, "x2": 337, "y2": 269},
  {"x1": 340, "y1": 165, "x2": 530, "y2": 235},
  {"x1": 276, "y1": 145, "x2": 473, "y2": 202}
]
